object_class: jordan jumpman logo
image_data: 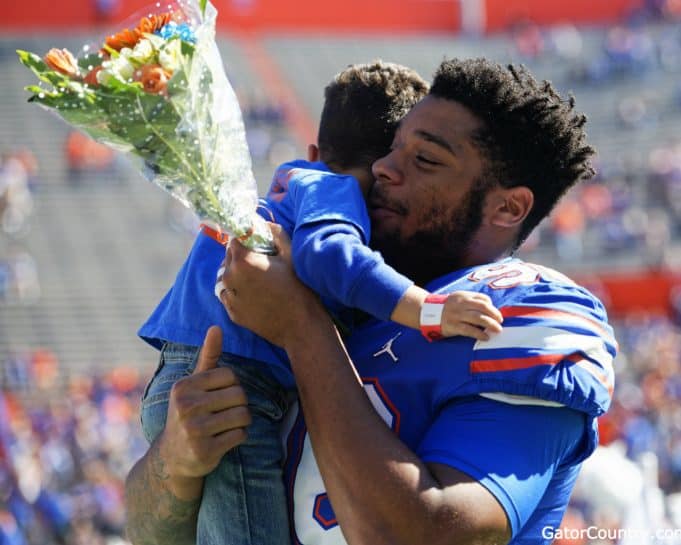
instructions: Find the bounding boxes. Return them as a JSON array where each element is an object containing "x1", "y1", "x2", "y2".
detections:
[{"x1": 373, "y1": 332, "x2": 402, "y2": 363}]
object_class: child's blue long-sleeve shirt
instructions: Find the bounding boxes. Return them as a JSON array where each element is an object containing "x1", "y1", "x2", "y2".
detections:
[{"x1": 138, "y1": 160, "x2": 413, "y2": 389}]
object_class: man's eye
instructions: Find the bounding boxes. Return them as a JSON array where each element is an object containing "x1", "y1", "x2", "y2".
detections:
[{"x1": 416, "y1": 155, "x2": 439, "y2": 166}]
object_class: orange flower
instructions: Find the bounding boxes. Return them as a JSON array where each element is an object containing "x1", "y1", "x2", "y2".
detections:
[
  {"x1": 44, "y1": 48, "x2": 80, "y2": 79},
  {"x1": 136, "y1": 13, "x2": 173, "y2": 35},
  {"x1": 133, "y1": 64, "x2": 171, "y2": 95},
  {"x1": 104, "y1": 28, "x2": 141, "y2": 52},
  {"x1": 102, "y1": 12, "x2": 173, "y2": 53},
  {"x1": 83, "y1": 65, "x2": 103, "y2": 86}
]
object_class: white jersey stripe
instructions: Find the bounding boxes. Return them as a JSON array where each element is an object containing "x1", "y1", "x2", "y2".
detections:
[
  {"x1": 479, "y1": 392, "x2": 565, "y2": 407},
  {"x1": 500, "y1": 305, "x2": 617, "y2": 348},
  {"x1": 474, "y1": 326, "x2": 614, "y2": 377}
]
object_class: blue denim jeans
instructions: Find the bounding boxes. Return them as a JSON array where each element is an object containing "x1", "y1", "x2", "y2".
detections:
[{"x1": 140, "y1": 342, "x2": 294, "y2": 545}]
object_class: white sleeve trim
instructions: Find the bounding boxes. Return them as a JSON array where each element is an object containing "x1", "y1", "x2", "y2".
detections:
[{"x1": 479, "y1": 392, "x2": 565, "y2": 407}]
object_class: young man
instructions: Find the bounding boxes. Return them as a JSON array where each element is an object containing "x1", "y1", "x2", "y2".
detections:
[
  {"x1": 125, "y1": 58, "x2": 615, "y2": 544},
  {"x1": 131, "y1": 60, "x2": 502, "y2": 545}
]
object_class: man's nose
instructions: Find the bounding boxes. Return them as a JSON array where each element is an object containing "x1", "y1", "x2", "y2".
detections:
[{"x1": 372, "y1": 151, "x2": 403, "y2": 185}]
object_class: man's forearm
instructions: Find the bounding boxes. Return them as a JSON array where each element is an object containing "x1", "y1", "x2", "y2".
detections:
[
  {"x1": 284, "y1": 307, "x2": 445, "y2": 545},
  {"x1": 125, "y1": 439, "x2": 203, "y2": 545}
]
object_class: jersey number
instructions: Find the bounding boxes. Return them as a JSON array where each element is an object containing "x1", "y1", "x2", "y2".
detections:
[
  {"x1": 292, "y1": 379, "x2": 398, "y2": 545},
  {"x1": 468, "y1": 262, "x2": 541, "y2": 289}
]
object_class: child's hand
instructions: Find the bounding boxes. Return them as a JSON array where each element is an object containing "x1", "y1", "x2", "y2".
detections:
[{"x1": 440, "y1": 291, "x2": 503, "y2": 341}]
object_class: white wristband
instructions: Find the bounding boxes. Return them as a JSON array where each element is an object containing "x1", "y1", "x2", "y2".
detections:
[{"x1": 420, "y1": 294, "x2": 448, "y2": 342}]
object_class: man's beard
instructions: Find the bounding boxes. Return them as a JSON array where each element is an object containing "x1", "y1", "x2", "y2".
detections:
[{"x1": 370, "y1": 182, "x2": 487, "y2": 286}]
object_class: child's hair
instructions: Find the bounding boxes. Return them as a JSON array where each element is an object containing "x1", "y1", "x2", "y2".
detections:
[{"x1": 318, "y1": 61, "x2": 429, "y2": 171}]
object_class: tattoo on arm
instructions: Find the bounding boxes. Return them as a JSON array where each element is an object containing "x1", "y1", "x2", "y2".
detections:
[{"x1": 125, "y1": 441, "x2": 202, "y2": 545}]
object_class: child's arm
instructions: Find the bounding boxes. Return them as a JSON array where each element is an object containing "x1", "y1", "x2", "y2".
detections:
[
  {"x1": 293, "y1": 222, "x2": 503, "y2": 341},
  {"x1": 286, "y1": 169, "x2": 502, "y2": 339},
  {"x1": 292, "y1": 221, "x2": 412, "y2": 322},
  {"x1": 391, "y1": 286, "x2": 503, "y2": 342}
]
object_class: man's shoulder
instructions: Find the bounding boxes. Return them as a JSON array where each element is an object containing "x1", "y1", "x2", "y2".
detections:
[
  {"x1": 453, "y1": 259, "x2": 616, "y2": 417},
  {"x1": 446, "y1": 259, "x2": 609, "y2": 322},
  {"x1": 434, "y1": 258, "x2": 616, "y2": 354},
  {"x1": 459, "y1": 259, "x2": 580, "y2": 291}
]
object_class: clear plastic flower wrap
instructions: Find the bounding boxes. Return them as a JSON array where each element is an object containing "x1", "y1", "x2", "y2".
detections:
[{"x1": 17, "y1": 0, "x2": 274, "y2": 252}]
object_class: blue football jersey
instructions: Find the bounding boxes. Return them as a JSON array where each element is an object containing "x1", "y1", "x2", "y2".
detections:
[{"x1": 283, "y1": 257, "x2": 616, "y2": 544}]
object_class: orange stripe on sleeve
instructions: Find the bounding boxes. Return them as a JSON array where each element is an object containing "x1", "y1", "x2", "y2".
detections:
[{"x1": 470, "y1": 352, "x2": 582, "y2": 373}]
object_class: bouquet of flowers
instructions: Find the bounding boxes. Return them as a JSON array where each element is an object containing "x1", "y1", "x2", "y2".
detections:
[{"x1": 17, "y1": 0, "x2": 274, "y2": 252}]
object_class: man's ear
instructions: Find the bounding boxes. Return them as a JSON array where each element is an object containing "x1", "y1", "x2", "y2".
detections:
[
  {"x1": 488, "y1": 186, "x2": 534, "y2": 228},
  {"x1": 307, "y1": 144, "x2": 320, "y2": 162}
]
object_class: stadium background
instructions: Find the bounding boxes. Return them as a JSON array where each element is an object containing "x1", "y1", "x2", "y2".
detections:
[{"x1": 1, "y1": 0, "x2": 681, "y2": 542}]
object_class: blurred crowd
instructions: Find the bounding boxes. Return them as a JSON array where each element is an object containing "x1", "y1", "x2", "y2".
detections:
[
  {"x1": 509, "y1": 15, "x2": 681, "y2": 268},
  {"x1": 64, "y1": 131, "x2": 122, "y2": 186},
  {"x1": 0, "y1": 362, "x2": 147, "y2": 545},
  {"x1": 509, "y1": 0, "x2": 681, "y2": 65},
  {"x1": 561, "y1": 315, "x2": 681, "y2": 544},
  {"x1": 238, "y1": 89, "x2": 296, "y2": 168},
  {"x1": 522, "y1": 147, "x2": 681, "y2": 267},
  {"x1": 0, "y1": 150, "x2": 41, "y2": 305},
  {"x1": 0, "y1": 150, "x2": 37, "y2": 240}
]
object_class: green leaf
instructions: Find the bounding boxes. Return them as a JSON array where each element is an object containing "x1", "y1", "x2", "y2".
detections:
[
  {"x1": 24, "y1": 77, "x2": 96, "y2": 104},
  {"x1": 109, "y1": 94, "x2": 178, "y2": 147},
  {"x1": 25, "y1": 84, "x2": 45, "y2": 95},
  {"x1": 77, "y1": 53, "x2": 104, "y2": 73},
  {"x1": 17, "y1": 49, "x2": 78, "y2": 90},
  {"x1": 16, "y1": 49, "x2": 46, "y2": 72},
  {"x1": 104, "y1": 76, "x2": 145, "y2": 95},
  {"x1": 199, "y1": 0, "x2": 207, "y2": 16},
  {"x1": 167, "y1": 69, "x2": 189, "y2": 94},
  {"x1": 28, "y1": 89, "x2": 103, "y2": 125},
  {"x1": 64, "y1": 79, "x2": 93, "y2": 95},
  {"x1": 180, "y1": 40, "x2": 195, "y2": 58}
]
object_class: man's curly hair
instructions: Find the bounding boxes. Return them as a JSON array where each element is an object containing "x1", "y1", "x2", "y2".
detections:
[
  {"x1": 319, "y1": 60, "x2": 429, "y2": 171},
  {"x1": 430, "y1": 58, "x2": 596, "y2": 247}
]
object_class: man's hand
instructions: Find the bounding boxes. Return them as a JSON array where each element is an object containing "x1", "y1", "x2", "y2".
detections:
[
  {"x1": 219, "y1": 223, "x2": 325, "y2": 348},
  {"x1": 125, "y1": 326, "x2": 251, "y2": 545},
  {"x1": 158, "y1": 326, "x2": 252, "y2": 482}
]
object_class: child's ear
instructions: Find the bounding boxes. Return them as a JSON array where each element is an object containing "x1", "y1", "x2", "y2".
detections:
[
  {"x1": 307, "y1": 144, "x2": 320, "y2": 162},
  {"x1": 488, "y1": 186, "x2": 534, "y2": 228}
]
